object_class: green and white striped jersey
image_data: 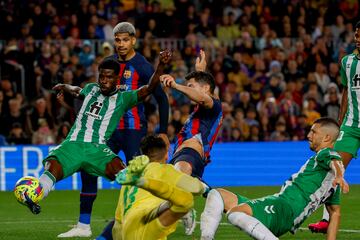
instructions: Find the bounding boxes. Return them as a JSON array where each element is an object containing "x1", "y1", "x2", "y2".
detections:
[
  {"x1": 66, "y1": 83, "x2": 138, "y2": 144},
  {"x1": 277, "y1": 148, "x2": 342, "y2": 233},
  {"x1": 340, "y1": 53, "x2": 360, "y2": 127}
]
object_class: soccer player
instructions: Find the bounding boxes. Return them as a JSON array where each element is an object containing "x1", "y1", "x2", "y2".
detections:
[
  {"x1": 113, "y1": 135, "x2": 208, "y2": 240},
  {"x1": 308, "y1": 20, "x2": 360, "y2": 233},
  {"x1": 15, "y1": 51, "x2": 171, "y2": 216},
  {"x1": 59, "y1": 22, "x2": 169, "y2": 238},
  {"x1": 160, "y1": 56, "x2": 223, "y2": 234},
  {"x1": 200, "y1": 117, "x2": 348, "y2": 240}
]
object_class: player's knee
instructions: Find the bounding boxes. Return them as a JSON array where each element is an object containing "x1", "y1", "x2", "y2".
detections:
[
  {"x1": 106, "y1": 157, "x2": 126, "y2": 180},
  {"x1": 45, "y1": 158, "x2": 63, "y2": 181},
  {"x1": 174, "y1": 161, "x2": 193, "y2": 175}
]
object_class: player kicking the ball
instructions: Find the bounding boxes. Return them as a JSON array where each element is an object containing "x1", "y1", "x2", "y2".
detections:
[
  {"x1": 200, "y1": 117, "x2": 348, "y2": 240},
  {"x1": 113, "y1": 135, "x2": 208, "y2": 240},
  {"x1": 14, "y1": 50, "x2": 172, "y2": 215}
]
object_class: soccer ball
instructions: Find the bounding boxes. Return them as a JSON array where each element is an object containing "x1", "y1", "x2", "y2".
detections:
[{"x1": 14, "y1": 176, "x2": 44, "y2": 204}]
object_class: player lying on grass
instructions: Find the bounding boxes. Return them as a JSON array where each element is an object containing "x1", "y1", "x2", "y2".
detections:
[
  {"x1": 200, "y1": 117, "x2": 349, "y2": 240},
  {"x1": 160, "y1": 50, "x2": 223, "y2": 235},
  {"x1": 15, "y1": 50, "x2": 172, "y2": 214},
  {"x1": 113, "y1": 135, "x2": 209, "y2": 240}
]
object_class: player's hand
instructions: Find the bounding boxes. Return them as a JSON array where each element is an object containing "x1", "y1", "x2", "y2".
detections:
[
  {"x1": 57, "y1": 91, "x2": 65, "y2": 103},
  {"x1": 160, "y1": 74, "x2": 176, "y2": 88},
  {"x1": 159, "y1": 49, "x2": 172, "y2": 64},
  {"x1": 195, "y1": 49, "x2": 207, "y2": 72},
  {"x1": 333, "y1": 177, "x2": 349, "y2": 194}
]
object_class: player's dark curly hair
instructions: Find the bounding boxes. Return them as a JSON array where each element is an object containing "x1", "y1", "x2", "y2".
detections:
[
  {"x1": 140, "y1": 135, "x2": 167, "y2": 161},
  {"x1": 98, "y1": 58, "x2": 120, "y2": 75},
  {"x1": 185, "y1": 71, "x2": 216, "y2": 94}
]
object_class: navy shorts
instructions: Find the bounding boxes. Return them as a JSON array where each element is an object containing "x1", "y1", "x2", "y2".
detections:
[{"x1": 170, "y1": 147, "x2": 206, "y2": 178}]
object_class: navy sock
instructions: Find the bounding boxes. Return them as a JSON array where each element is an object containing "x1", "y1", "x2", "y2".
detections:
[
  {"x1": 79, "y1": 193, "x2": 97, "y2": 224},
  {"x1": 79, "y1": 171, "x2": 98, "y2": 225},
  {"x1": 97, "y1": 220, "x2": 115, "y2": 240}
]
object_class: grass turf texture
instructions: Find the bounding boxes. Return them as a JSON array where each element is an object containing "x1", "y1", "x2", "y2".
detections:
[{"x1": 1, "y1": 186, "x2": 360, "y2": 239}]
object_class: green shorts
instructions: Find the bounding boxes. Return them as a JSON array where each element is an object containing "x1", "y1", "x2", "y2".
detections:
[
  {"x1": 334, "y1": 125, "x2": 360, "y2": 158},
  {"x1": 236, "y1": 194, "x2": 294, "y2": 237},
  {"x1": 44, "y1": 140, "x2": 117, "y2": 179}
]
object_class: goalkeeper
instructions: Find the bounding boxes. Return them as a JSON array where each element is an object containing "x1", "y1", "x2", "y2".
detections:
[{"x1": 113, "y1": 135, "x2": 208, "y2": 240}]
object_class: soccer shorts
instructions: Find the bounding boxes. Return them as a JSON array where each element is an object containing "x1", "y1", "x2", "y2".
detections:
[
  {"x1": 236, "y1": 194, "x2": 294, "y2": 237},
  {"x1": 170, "y1": 147, "x2": 206, "y2": 178},
  {"x1": 44, "y1": 140, "x2": 117, "y2": 179},
  {"x1": 334, "y1": 125, "x2": 360, "y2": 158},
  {"x1": 117, "y1": 204, "x2": 177, "y2": 240}
]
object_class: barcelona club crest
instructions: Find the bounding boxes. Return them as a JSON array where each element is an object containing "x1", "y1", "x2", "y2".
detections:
[{"x1": 123, "y1": 70, "x2": 132, "y2": 79}]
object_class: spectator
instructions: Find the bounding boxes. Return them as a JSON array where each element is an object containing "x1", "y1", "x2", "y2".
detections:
[
  {"x1": 31, "y1": 119, "x2": 55, "y2": 145},
  {"x1": 7, "y1": 122, "x2": 31, "y2": 145}
]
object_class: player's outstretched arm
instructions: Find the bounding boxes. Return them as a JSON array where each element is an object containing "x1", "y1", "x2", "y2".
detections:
[
  {"x1": 326, "y1": 204, "x2": 340, "y2": 240},
  {"x1": 53, "y1": 84, "x2": 82, "y2": 98},
  {"x1": 161, "y1": 74, "x2": 214, "y2": 108},
  {"x1": 331, "y1": 160, "x2": 349, "y2": 193},
  {"x1": 137, "y1": 49, "x2": 172, "y2": 102}
]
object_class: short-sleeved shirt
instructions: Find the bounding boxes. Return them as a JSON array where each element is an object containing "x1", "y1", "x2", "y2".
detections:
[
  {"x1": 340, "y1": 53, "x2": 360, "y2": 128},
  {"x1": 278, "y1": 147, "x2": 342, "y2": 232},
  {"x1": 173, "y1": 98, "x2": 223, "y2": 160},
  {"x1": 106, "y1": 53, "x2": 154, "y2": 130},
  {"x1": 66, "y1": 83, "x2": 138, "y2": 144}
]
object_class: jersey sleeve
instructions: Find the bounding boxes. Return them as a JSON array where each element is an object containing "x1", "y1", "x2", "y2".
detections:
[
  {"x1": 325, "y1": 186, "x2": 341, "y2": 205},
  {"x1": 316, "y1": 148, "x2": 342, "y2": 170},
  {"x1": 340, "y1": 57, "x2": 347, "y2": 87},
  {"x1": 79, "y1": 83, "x2": 96, "y2": 97},
  {"x1": 122, "y1": 89, "x2": 139, "y2": 111},
  {"x1": 139, "y1": 62, "x2": 155, "y2": 84}
]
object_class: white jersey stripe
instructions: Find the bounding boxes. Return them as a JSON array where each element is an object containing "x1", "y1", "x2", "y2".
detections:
[
  {"x1": 70, "y1": 89, "x2": 94, "y2": 141},
  {"x1": 84, "y1": 94, "x2": 105, "y2": 142},
  {"x1": 345, "y1": 56, "x2": 354, "y2": 127},
  {"x1": 98, "y1": 94, "x2": 118, "y2": 144},
  {"x1": 356, "y1": 59, "x2": 360, "y2": 128},
  {"x1": 291, "y1": 172, "x2": 335, "y2": 233}
]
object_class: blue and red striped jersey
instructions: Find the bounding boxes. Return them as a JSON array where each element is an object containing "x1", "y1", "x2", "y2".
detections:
[
  {"x1": 105, "y1": 53, "x2": 154, "y2": 130},
  {"x1": 174, "y1": 98, "x2": 223, "y2": 160}
]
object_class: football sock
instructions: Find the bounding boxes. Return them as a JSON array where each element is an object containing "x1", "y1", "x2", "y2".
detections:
[
  {"x1": 39, "y1": 171, "x2": 56, "y2": 198},
  {"x1": 138, "y1": 177, "x2": 193, "y2": 213},
  {"x1": 200, "y1": 189, "x2": 224, "y2": 239},
  {"x1": 322, "y1": 207, "x2": 330, "y2": 221},
  {"x1": 96, "y1": 219, "x2": 114, "y2": 240},
  {"x1": 227, "y1": 212, "x2": 278, "y2": 240},
  {"x1": 79, "y1": 193, "x2": 96, "y2": 225},
  {"x1": 79, "y1": 171, "x2": 98, "y2": 225}
]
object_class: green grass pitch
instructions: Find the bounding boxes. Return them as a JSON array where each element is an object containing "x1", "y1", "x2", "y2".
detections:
[{"x1": 1, "y1": 186, "x2": 360, "y2": 239}]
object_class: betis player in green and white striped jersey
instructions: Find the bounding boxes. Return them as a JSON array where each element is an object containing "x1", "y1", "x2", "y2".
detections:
[
  {"x1": 309, "y1": 21, "x2": 360, "y2": 233},
  {"x1": 200, "y1": 118, "x2": 348, "y2": 240},
  {"x1": 15, "y1": 50, "x2": 172, "y2": 215}
]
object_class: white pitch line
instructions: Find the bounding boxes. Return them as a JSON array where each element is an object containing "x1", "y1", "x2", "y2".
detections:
[
  {"x1": 196, "y1": 222, "x2": 360, "y2": 233},
  {"x1": 1, "y1": 219, "x2": 360, "y2": 234}
]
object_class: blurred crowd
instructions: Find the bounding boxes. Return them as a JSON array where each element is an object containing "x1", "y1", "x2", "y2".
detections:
[{"x1": 0, "y1": 0, "x2": 359, "y2": 145}]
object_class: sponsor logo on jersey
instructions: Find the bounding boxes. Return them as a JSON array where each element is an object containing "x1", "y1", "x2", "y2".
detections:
[
  {"x1": 123, "y1": 70, "x2": 132, "y2": 79},
  {"x1": 118, "y1": 84, "x2": 129, "y2": 91},
  {"x1": 85, "y1": 101, "x2": 103, "y2": 120},
  {"x1": 351, "y1": 73, "x2": 360, "y2": 90}
]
